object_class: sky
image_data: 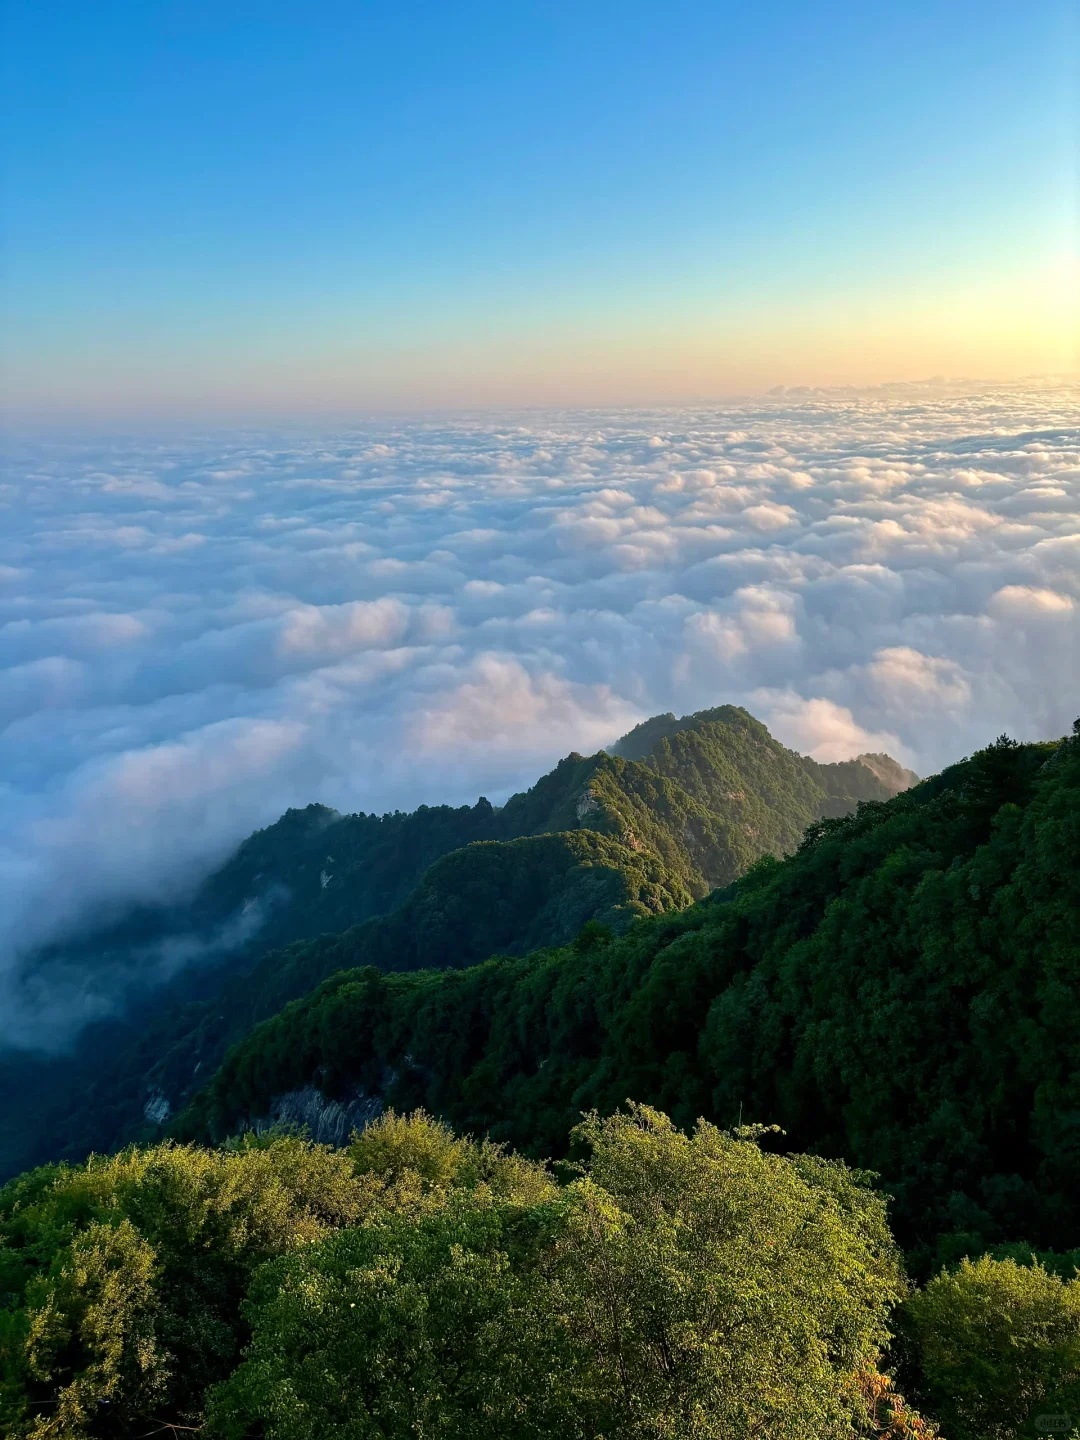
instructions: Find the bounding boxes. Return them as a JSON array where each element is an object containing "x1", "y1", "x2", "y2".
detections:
[
  {"x1": 2, "y1": 0, "x2": 1078, "y2": 413},
  {"x1": 2, "y1": 381, "x2": 1079, "y2": 1044}
]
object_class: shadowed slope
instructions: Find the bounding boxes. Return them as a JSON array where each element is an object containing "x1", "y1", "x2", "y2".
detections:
[{"x1": 182, "y1": 730, "x2": 1078, "y2": 1269}]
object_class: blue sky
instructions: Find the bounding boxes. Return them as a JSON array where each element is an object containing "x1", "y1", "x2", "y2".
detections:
[{"x1": 2, "y1": 1, "x2": 1077, "y2": 410}]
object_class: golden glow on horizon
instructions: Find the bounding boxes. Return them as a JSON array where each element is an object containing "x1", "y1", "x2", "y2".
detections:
[{"x1": 5, "y1": 260, "x2": 1078, "y2": 415}]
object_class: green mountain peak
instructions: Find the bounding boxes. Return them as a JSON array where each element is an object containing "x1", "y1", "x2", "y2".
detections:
[{"x1": 0, "y1": 703, "x2": 914, "y2": 1181}]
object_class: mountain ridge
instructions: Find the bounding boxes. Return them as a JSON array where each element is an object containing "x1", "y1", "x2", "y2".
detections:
[
  {"x1": 178, "y1": 726, "x2": 1080, "y2": 1274},
  {"x1": 0, "y1": 704, "x2": 914, "y2": 1180}
]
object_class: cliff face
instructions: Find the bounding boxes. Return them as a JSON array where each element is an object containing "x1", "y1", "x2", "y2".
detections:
[{"x1": 246, "y1": 1084, "x2": 386, "y2": 1146}]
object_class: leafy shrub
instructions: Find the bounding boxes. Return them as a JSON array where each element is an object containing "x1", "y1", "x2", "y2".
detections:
[
  {"x1": 209, "y1": 1106, "x2": 910, "y2": 1440},
  {"x1": 0, "y1": 1136, "x2": 374, "y2": 1437},
  {"x1": 902, "y1": 1254, "x2": 1080, "y2": 1440}
]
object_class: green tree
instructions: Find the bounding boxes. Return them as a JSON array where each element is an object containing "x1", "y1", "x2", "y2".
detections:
[
  {"x1": 0, "y1": 1136, "x2": 376, "y2": 1438},
  {"x1": 348, "y1": 1107, "x2": 556, "y2": 1207},
  {"x1": 548, "y1": 1106, "x2": 907, "y2": 1439},
  {"x1": 902, "y1": 1254, "x2": 1080, "y2": 1440},
  {"x1": 0, "y1": 1114, "x2": 558, "y2": 1438},
  {"x1": 208, "y1": 1106, "x2": 908, "y2": 1440},
  {"x1": 208, "y1": 1195, "x2": 587, "y2": 1440},
  {"x1": 21, "y1": 1218, "x2": 164, "y2": 1439}
]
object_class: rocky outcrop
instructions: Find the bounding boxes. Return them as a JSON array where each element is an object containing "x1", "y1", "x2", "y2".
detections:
[
  {"x1": 575, "y1": 788, "x2": 600, "y2": 820},
  {"x1": 143, "y1": 1089, "x2": 171, "y2": 1126},
  {"x1": 245, "y1": 1084, "x2": 384, "y2": 1145}
]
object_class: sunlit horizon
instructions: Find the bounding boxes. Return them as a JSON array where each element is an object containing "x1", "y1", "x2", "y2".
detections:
[{"x1": 3, "y1": 1, "x2": 1077, "y2": 418}]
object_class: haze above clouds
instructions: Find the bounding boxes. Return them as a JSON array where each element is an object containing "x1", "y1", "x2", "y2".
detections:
[{"x1": 2, "y1": 380, "x2": 1078, "y2": 1040}]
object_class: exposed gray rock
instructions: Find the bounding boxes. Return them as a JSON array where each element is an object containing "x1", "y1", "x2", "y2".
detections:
[
  {"x1": 245, "y1": 1084, "x2": 384, "y2": 1145},
  {"x1": 576, "y1": 788, "x2": 600, "y2": 820},
  {"x1": 143, "y1": 1089, "x2": 171, "y2": 1126}
]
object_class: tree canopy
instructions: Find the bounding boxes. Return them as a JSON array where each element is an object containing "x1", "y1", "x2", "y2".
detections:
[
  {"x1": 0, "y1": 1109, "x2": 946, "y2": 1440},
  {"x1": 1, "y1": 706, "x2": 909, "y2": 1184},
  {"x1": 184, "y1": 728, "x2": 1080, "y2": 1270}
]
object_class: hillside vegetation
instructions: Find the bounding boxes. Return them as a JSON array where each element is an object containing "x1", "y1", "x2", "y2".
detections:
[
  {"x1": 1, "y1": 706, "x2": 910, "y2": 1180},
  {"x1": 8, "y1": 1108, "x2": 1080, "y2": 1439},
  {"x1": 1, "y1": 1108, "x2": 944, "y2": 1440},
  {"x1": 182, "y1": 727, "x2": 1080, "y2": 1275},
  {"x1": 29, "y1": 704, "x2": 908, "y2": 988},
  {"x1": 4, "y1": 724, "x2": 1080, "y2": 1437}
]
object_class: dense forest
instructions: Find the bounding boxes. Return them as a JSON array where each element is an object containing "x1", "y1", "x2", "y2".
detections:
[
  {"x1": 4, "y1": 1107, "x2": 1080, "y2": 1438},
  {"x1": 0, "y1": 706, "x2": 911, "y2": 1180},
  {"x1": 5, "y1": 713, "x2": 1080, "y2": 1436},
  {"x1": 180, "y1": 725, "x2": 1080, "y2": 1279}
]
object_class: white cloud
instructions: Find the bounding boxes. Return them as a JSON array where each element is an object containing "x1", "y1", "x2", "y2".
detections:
[
  {"x1": 277, "y1": 598, "x2": 412, "y2": 658},
  {"x1": 989, "y1": 584, "x2": 1076, "y2": 617},
  {"x1": 1, "y1": 379, "x2": 1079, "y2": 1044},
  {"x1": 742, "y1": 502, "x2": 799, "y2": 531},
  {"x1": 866, "y1": 647, "x2": 973, "y2": 714},
  {"x1": 410, "y1": 653, "x2": 639, "y2": 767},
  {"x1": 0, "y1": 714, "x2": 309, "y2": 1027},
  {"x1": 751, "y1": 693, "x2": 907, "y2": 765}
]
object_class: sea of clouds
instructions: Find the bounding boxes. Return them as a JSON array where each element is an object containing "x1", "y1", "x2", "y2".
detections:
[{"x1": 2, "y1": 380, "x2": 1078, "y2": 1043}]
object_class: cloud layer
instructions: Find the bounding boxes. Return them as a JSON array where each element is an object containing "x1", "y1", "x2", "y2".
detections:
[{"x1": 2, "y1": 381, "x2": 1078, "y2": 1038}]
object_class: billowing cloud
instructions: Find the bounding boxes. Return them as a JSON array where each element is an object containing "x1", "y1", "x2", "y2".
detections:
[
  {"x1": 747, "y1": 694, "x2": 904, "y2": 765},
  {"x1": 410, "y1": 654, "x2": 639, "y2": 767},
  {"x1": 1, "y1": 379, "x2": 1078, "y2": 1043}
]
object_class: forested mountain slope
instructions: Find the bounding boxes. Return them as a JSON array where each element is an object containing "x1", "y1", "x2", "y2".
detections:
[
  {"x1": 501, "y1": 704, "x2": 916, "y2": 896},
  {"x1": 181, "y1": 727, "x2": 1080, "y2": 1271},
  {"x1": 1, "y1": 706, "x2": 911, "y2": 1181},
  {"x1": 21, "y1": 705, "x2": 910, "y2": 1015},
  {"x1": 46, "y1": 832, "x2": 686, "y2": 1163}
]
